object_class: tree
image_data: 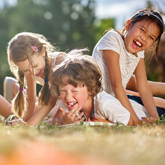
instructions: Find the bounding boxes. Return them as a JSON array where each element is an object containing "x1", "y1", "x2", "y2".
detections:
[{"x1": 0, "y1": 0, "x2": 115, "y2": 95}]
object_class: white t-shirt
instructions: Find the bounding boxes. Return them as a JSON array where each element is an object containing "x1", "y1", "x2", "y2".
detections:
[
  {"x1": 94, "y1": 91, "x2": 149, "y2": 125},
  {"x1": 58, "y1": 91, "x2": 149, "y2": 125},
  {"x1": 92, "y1": 29, "x2": 144, "y2": 96}
]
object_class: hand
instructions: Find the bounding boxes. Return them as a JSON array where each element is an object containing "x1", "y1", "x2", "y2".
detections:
[
  {"x1": 60, "y1": 107, "x2": 86, "y2": 125},
  {"x1": 140, "y1": 117, "x2": 158, "y2": 125},
  {"x1": 7, "y1": 118, "x2": 25, "y2": 126},
  {"x1": 132, "y1": 116, "x2": 141, "y2": 125}
]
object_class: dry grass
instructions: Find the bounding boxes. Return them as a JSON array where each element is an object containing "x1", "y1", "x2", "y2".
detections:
[{"x1": 0, "y1": 121, "x2": 165, "y2": 165}]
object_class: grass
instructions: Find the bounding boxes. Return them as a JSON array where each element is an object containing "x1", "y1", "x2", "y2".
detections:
[{"x1": 0, "y1": 120, "x2": 165, "y2": 165}]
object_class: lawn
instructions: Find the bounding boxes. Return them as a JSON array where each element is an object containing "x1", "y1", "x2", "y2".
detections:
[{"x1": 0, "y1": 120, "x2": 165, "y2": 165}]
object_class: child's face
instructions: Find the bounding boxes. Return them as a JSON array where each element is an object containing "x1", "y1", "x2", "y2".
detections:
[
  {"x1": 124, "y1": 19, "x2": 160, "y2": 54},
  {"x1": 59, "y1": 81, "x2": 92, "y2": 111},
  {"x1": 15, "y1": 52, "x2": 45, "y2": 77}
]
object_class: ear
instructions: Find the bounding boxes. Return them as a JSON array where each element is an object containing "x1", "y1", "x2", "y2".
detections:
[
  {"x1": 125, "y1": 19, "x2": 131, "y2": 31},
  {"x1": 88, "y1": 92, "x2": 92, "y2": 96}
]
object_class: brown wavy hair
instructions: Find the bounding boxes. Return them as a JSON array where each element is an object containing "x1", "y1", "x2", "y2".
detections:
[{"x1": 51, "y1": 49, "x2": 102, "y2": 99}]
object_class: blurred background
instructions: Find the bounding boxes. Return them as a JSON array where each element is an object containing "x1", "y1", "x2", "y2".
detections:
[{"x1": 0, "y1": 0, "x2": 164, "y2": 95}]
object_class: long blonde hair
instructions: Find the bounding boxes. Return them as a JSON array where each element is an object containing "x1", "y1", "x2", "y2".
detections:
[{"x1": 7, "y1": 32, "x2": 55, "y2": 117}]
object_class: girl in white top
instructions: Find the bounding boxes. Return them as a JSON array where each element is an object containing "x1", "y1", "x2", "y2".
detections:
[
  {"x1": 6, "y1": 32, "x2": 67, "y2": 126},
  {"x1": 92, "y1": 8, "x2": 164, "y2": 125}
]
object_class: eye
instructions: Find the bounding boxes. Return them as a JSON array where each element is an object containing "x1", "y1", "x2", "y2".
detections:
[
  {"x1": 34, "y1": 64, "x2": 38, "y2": 68},
  {"x1": 140, "y1": 28, "x2": 145, "y2": 32},
  {"x1": 149, "y1": 36, "x2": 154, "y2": 41},
  {"x1": 60, "y1": 90, "x2": 66, "y2": 93},
  {"x1": 72, "y1": 90, "x2": 78, "y2": 93}
]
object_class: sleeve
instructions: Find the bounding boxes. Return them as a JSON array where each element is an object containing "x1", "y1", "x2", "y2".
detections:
[
  {"x1": 103, "y1": 101, "x2": 130, "y2": 125},
  {"x1": 97, "y1": 30, "x2": 121, "y2": 55},
  {"x1": 96, "y1": 91, "x2": 130, "y2": 125},
  {"x1": 137, "y1": 50, "x2": 144, "y2": 58}
]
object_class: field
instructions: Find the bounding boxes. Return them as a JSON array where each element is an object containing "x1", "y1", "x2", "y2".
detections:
[{"x1": 0, "y1": 121, "x2": 165, "y2": 165}]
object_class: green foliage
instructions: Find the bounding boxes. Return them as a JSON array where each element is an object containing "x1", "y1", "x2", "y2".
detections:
[
  {"x1": 93, "y1": 18, "x2": 115, "y2": 42},
  {"x1": 0, "y1": 0, "x2": 115, "y2": 95}
]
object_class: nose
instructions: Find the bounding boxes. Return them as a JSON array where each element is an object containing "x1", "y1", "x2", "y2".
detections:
[
  {"x1": 66, "y1": 92, "x2": 72, "y2": 101},
  {"x1": 140, "y1": 34, "x2": 147, "y2": 42}
]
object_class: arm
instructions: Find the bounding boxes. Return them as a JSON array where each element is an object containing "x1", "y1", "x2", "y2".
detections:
[
  {"x1": 103, "y1": 50, "x2": 139, "y2": 125},
  {"x1": 26, "y1": 94, "x2": 57, "y2": 126},
  {"x1": 134, "y1": 58, "x2": 159, "y2": 119},
  {"x1": 23, "y1": 74, "x2": 37, "y2": 122}
]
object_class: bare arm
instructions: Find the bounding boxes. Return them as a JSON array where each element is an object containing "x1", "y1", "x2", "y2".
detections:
[
  {"x1": 0, "y1": 95, "x2": 13, "y2": 118},
  {"x1": 23, "y1": 74, "x2": 37, "y2": 122},
  {"x1": 26, "y1": 94, "x2": 57, "y2": 126},
  {"x1": 103, "y1": 50, "x2": 139, "y2": 125},
  {"x1": 134, "y1": 58, "x2": 159, "y2": 119}
]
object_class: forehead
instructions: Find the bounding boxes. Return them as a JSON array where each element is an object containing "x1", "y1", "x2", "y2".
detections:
[{"x1": 134, "y1": 19, "x2": 160, "y2": 37}]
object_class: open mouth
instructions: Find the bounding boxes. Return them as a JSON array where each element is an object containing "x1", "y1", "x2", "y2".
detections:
[
  {"x1": 133, "y1": 40, "x2": 143, "y2": 48},
  {"x1": 67, "y1": 102, "x2": 77, "y2": 108}
]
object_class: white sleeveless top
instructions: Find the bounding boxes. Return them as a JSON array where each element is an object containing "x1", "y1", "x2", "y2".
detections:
[
  {"x1": 34, "y1": 52, "x2": 64, "y2": 119},
  {"x1": 92, "y1": 29, "x2": 144, "y2": 96}
]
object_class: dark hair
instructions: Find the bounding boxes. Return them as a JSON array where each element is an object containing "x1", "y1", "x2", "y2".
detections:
[
  {"x1": 122, "y1": 8, "x2": 164, "y2": 59},
  {"x1": 7, "y1": 32, "x2": 55, "y2": 117},
  {"x1": 51, "y1": 50, "x2": 102, "y2": 98}
]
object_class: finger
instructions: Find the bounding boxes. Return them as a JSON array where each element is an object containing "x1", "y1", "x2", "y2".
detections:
[
  {"x1": 59, "y1": 107, "x2": 65, "y2": 113},
  {"x1": 75, "y1": 111, "x2": 85, "y2": 121},
  {"x1": 70, "y1": 107, "x2": 81, "y2": 118},
  {"x1": 87, "y1": 118, "x2": 91, "y2": 122}
]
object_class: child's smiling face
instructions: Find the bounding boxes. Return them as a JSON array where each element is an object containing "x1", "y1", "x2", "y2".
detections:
[
  {"x1": 15, "y1": 51, "x2": 46, "y2": 78},
  {"x1": 124, "y1": 19, "x2": 160, "y2": 54},
  {"x1": 59, "y1": 80, "x2": 92, "y2": 111}
]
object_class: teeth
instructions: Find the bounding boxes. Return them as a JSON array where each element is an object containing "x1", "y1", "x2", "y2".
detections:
[
  {"x1": 134, "y1": 40, "x2": 142, "y2": 47},
  {"x1": 68, "y1": 102, "x2": 76, "y2": 106}
]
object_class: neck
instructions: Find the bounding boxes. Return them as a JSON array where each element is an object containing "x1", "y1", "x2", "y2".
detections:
[{"x1": 81, "y1": 98, "x2": 93, "y2": 119}]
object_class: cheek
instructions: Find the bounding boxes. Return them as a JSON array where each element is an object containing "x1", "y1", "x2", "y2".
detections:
[
  {"x1": 60, "y1": 93, "x2": 65, "y2": 101},
  {"x1": 77, "y1": 95, "x2": 88, "y2": 104}
]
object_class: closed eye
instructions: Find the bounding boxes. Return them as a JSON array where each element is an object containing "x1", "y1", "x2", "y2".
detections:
[
  {"x1": 140, "y1": 28, "x2": 145, "y2": 32},
  {"x1": 33, "y1": 64, "x2": 38, "y2": 68},
  {"x1": 149, "y1": 36, "x2": 155, "y2": 41},
  {"x1": 72, "y1": 90, "x2": 78, "y2": 93}
]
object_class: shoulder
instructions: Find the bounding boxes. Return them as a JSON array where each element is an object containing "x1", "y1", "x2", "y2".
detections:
[
  {"x1": 94, "y1": 29, "x2": 123, "y2": 53},
  {"x1": 102, "y1": 29, "x2": 121, "y2": 41},
  {"x1": 137, "y1": 50, "x2": 144, "y2": 58},
  {"x1": 94, "y1": 91, "x2": 117, "y2": 108}
]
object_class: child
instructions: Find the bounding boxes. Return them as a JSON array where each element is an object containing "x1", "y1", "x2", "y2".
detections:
[
  {"x1": 50, "y1": 50, "x2": 159, "y2": 126},
  {"x1": 92, "y1": 8, "x2": 164, "y2": 125},
  {"x1": 6, "y1": 32, "x2": 67, "y2": 126},
  {"x1": 51, "y1": 52, "x2": 131, "y2": 125}
]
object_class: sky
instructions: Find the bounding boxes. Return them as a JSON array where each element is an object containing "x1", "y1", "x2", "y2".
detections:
[
  {"x1": 95, "y1": 0, "x2": 165, "y2": 30},
  {"x1": 0, "y1": 0, "x2": 164, "y2": 30}
]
